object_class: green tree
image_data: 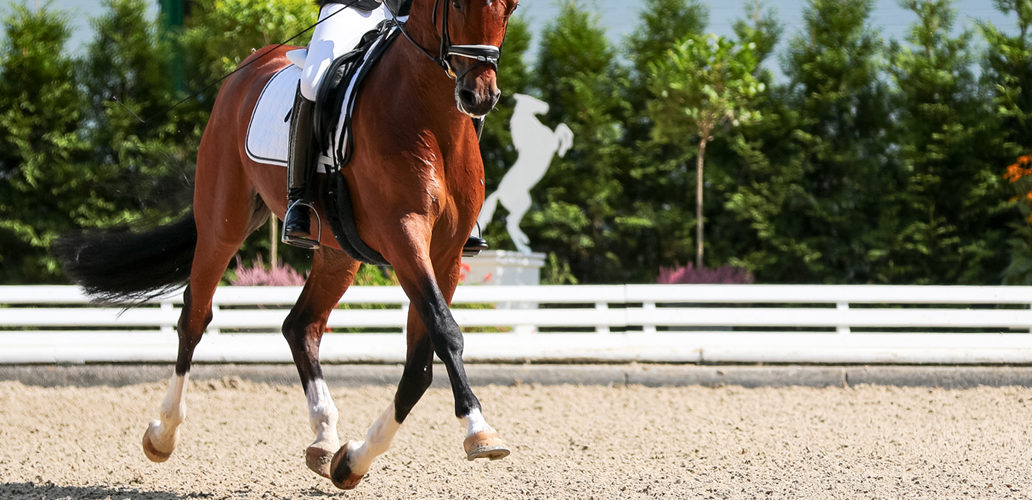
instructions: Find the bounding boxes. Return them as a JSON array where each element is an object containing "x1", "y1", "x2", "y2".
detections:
[
  {"x1": 181, "y1": 0, "x2": 316, "y2": 86},
  {"x1": 879, "y1": 0, "x2": 1006, "y2": 283},
  {"x1": 523, "y1": 1, "x2": 629, "y2": 282},
  {"x1": 618, "y1": 0, "x2": 709, "y2": 279},
  {"x1": 980, "y1": 0, "x2": 1032, "y2": 160},
  {"x1": 981, "y1": 1, "x2": 1032, "y2": 284},
  {"x1": 0, "y1": 6, "x2": 96, "y2": 282},
  {"x1": 647, "y1": 34, "x2": 764, "y2": 269},
  {"x1": 780, "y1": 0, "x2": 893, "y2": 282},
  {"x1": 732, "y1": 0, "x2": 781, "y2": 64},
  {"x1": 709, "y1": 0, "x2": 787, "y2": 274},
  {"x1": 80, "y1": 0, "x2": 193, "y2": 222},
  {"x1": 626, "y1": 0, "x2": 708, "y2": 70}
]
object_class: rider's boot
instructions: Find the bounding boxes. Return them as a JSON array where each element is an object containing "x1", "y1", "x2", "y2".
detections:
[{"x1": 283, "y1": 84, "x2": 321, "y2": 250}]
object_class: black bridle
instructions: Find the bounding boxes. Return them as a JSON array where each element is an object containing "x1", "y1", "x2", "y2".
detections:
[{"x1": 385, "y1": 0, "x2": 501, "y2": 80}]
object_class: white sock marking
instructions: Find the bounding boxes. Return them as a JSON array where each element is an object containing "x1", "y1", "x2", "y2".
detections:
[
  {"x1": 462, "y1": 408, "x2": 495, "y2": 437},
  {"x1": 347, "y1": 402, "x2": 401, "y2": 475},
  {"x1": 305, "y1": 378, "x2": 340, "y2": 449},
  {"x1": 149, "y1": 373, "x2": 189, "y2": 452}
]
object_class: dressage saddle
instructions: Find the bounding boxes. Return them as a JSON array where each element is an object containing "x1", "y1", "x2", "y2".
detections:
[{"x1": 295, "y1": 21, "x2": 489, "y2": 262}]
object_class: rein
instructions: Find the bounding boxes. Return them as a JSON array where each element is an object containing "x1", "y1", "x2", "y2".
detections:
[{"x1": 384, "y1": 0, "x2": 501, "y2": 80}]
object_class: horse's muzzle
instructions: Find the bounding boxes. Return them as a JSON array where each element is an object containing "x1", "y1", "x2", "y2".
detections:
[{"x1": 454, "y1": 66, "x2": 501, "y2": 118}]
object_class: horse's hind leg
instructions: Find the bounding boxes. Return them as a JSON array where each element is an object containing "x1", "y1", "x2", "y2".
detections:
[
  {"x1": 280, "y1": 247, "x2": 361, "y2": 478},
  {"x1": 142, "y1": 164, "x2": 269, "y2": 462}
]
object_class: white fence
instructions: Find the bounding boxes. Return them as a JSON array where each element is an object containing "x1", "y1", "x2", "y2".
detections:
[{"x1": 2, "y1": 285, "x2": 1032, "y2": 364}]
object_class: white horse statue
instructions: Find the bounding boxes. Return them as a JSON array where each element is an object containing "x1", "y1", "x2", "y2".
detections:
[{"x1": 478, "y1": 93, "x2": 573, "y2": 253}]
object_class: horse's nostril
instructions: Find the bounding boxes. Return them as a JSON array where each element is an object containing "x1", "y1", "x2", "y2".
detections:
[{"x1": 459, "y1": 88, "x2": 477, "y2": 105}]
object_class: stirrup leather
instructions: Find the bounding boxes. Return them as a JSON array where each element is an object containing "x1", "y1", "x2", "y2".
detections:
[{"x1": 281, "y1": 199, "x2": 323, "y2": 250}]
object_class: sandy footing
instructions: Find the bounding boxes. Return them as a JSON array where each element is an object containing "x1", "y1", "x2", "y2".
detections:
[{"x1": 2, "y1": 378, "x2": 1030, "y2": 499}]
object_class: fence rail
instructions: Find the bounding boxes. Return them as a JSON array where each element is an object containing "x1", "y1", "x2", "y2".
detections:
[{"x1": 2, "y1": 285, "x2": 1032, "y2": 364}]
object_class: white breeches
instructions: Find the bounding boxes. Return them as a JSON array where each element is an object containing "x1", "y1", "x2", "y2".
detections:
[{"x1": 300, "y1": 3, "x2": 389, "y2": 100}]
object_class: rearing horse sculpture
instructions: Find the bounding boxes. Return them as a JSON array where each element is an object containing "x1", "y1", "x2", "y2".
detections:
[{"x1": 56, "y1": 0, "x2": 517, "y2": 490}]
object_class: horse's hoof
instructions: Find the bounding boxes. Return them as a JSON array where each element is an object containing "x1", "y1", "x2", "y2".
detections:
[
  {"x1": 329, "y1": 442, "x2": 364, "y2": 490},
  {"x1": 463, "y1": 430, "x2": 510, "y2": 461},
  {"x1": 142, "y1": 425, "x2": 173, "y2": 463},
  {"x1": 306, "y1": 445, "x2": 335, "y2": 479}
]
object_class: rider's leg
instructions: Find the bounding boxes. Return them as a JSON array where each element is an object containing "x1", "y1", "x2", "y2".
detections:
[
  {"x1": 299, "y1": 3, "x2": 388, "y2": 100},
  {"x1": 284, "y1": 4, "x2": 388, "y2": 248},
  {"x1": 282, "y1": 83, "x2": 319, "y2": 249}
]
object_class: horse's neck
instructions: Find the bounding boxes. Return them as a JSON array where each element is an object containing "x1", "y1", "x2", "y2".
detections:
[
  {"x1": 366, "y1": 37, "x2": 473, "y2": 161},
  {"x1": 399, "y1": 2, "x2": 441, "y2": 61}
]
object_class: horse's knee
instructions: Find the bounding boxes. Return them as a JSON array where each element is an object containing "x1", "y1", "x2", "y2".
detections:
[{"x1": 431, "y1": 322, "x2": 465, "y2": 361}]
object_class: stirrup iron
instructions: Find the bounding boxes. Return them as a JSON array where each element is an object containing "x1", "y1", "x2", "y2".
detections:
[{"x1": 281, "y1": 200, "x2": 323, "y2": 250}]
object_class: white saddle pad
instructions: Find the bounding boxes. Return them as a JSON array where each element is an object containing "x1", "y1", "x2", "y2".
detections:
[
  {"x1": 245, "y1": 66, "x2": 304, "y2": 167},
  {"x1": 245, "y1": 24, "x2": 399, "y2": 172}
]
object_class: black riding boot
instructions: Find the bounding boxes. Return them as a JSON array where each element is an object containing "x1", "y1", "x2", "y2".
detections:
[{"x1": 282, "y1": 85, "x2": 320, "y2": 249}]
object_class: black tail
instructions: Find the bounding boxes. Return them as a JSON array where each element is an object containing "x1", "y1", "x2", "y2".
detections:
[{"x1": 55, "y1": 212, "x2": 198, "y2": 305}]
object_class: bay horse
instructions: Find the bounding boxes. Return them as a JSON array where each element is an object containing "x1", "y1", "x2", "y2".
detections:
[{"x1": 56, "y1": 0, "x2": 517, "y2": 490}]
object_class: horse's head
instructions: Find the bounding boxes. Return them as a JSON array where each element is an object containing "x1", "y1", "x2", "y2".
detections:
[
  {"x1": 404, "y1": 0, "x2": 518, "y2": 117},
  {"x1": 444, "y1": 0, "x2": 517, "y2": 117}
]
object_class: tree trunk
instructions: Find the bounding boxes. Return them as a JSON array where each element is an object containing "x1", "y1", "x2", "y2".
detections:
[{"x1": 696, "y1": 137, "x2": 707, "y2": 270}]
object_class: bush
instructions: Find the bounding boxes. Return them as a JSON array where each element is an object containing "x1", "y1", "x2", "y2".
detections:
[
  {"x1": 657, "y1": 263, "x2": 754, "y2": 284},
  {"x1": 229, "y1": 255, "x2": 305, "y2": 286}
]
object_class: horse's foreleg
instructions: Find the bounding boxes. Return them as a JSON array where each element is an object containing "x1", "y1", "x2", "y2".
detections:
[
  {"x1": 390, "y1": 245, "x2": 508, "y2": 458},
  {"x1": 282, "y1": 248, "x2": 361, "y2": 479},
  {"x1": 425, "y1": 252, "x2": 509, "y2": 461}
]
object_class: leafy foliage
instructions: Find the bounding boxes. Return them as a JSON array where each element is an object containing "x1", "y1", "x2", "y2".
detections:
[
  {"x1": 647, "y1": 33, "x2": 765, "y2": 268},
  {"x1": 1, "y1": 0, "x2": 1030, "y2": 287},
  {"x1": 1003, "y1": 155, "x2": 1032, "y2": 283},
  {"x1": 524, "y1": 1, "x2": 630, "y2": 282},
  {"x1": 770, "y1": 0, "x2": 893, "y2": 283},
  {"x1": 0, "y1": 6, "x2": 95, "y2": 282},
  {"x1": 876, "y1": 0, "x2": 1007, "y2": 283}
]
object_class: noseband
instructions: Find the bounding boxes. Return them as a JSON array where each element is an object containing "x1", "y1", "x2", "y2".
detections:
[{"x1": 386, "y1": 0, "x2": 501, "y2": 80}]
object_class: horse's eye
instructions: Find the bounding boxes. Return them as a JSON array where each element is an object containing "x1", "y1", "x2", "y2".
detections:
[{"x1": 452, "y1": 0, "x2": 461, "y2": 9}]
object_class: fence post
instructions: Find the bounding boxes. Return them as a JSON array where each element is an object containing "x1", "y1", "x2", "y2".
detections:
[
  {"x1": 836, "y1": 301, "x2": 850, "y2": 335},
  {"x1": 596, "y1": 301, "x2": 610, "y2": 335},
  {"x1": 642, "y1": 301, "x2": 657, "y2": 334}
]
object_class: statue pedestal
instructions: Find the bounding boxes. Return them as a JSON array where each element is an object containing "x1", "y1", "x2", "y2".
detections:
[
  {"x1": 462, "y1": 250, "x2": 546, "y2": 286},
  {"x1": 462, "y1": 250, "x2": 546, "y2": 334}
]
